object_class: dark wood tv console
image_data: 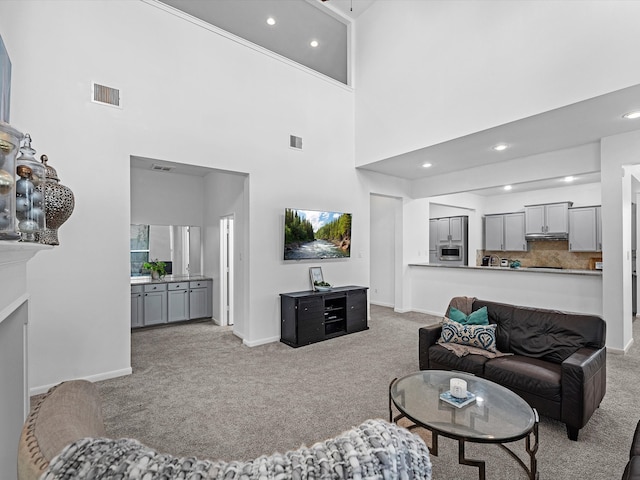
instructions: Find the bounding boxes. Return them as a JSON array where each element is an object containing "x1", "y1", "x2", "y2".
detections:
[{"x1": 280, "y1": 286, "x2": 368, "y2": 347}]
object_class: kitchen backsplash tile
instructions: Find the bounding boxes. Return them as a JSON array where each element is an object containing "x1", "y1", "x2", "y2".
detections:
[{"x1": 478, "y1": 241, "x2": 601, "y2": 270}]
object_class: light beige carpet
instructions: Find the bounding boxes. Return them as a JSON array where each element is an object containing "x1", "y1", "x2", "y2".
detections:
[{"x1": 93, "y1": 305, "x2": 638, "y2": 479}]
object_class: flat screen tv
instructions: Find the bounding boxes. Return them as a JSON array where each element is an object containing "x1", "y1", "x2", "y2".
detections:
[{"x1": 284, "y1": 208, "x2": 351, "y2": 260}]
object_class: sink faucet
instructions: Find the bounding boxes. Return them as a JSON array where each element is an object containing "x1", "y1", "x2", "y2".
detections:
[{"x1": 489, "y1": 254, "x2": 501, "y2": 267}]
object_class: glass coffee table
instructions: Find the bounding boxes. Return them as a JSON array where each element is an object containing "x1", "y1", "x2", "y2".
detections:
[{"x1": 389, "y1": 370, "x2": 539, "y2": 480}]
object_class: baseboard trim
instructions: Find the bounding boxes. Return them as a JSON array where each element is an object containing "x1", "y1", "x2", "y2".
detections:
[
  {"x1": 608, "y1": 337, "x2": 634, "y2": 355},
  {"x1": 370, "y1": 300, "x2": 394, "y2": 308},
  {"x1": 405, "y1": 307, "x2": 442, "y2": 317},
  {"x1": 30, "y1": 367, "x2": 133, "y2": 396},
  {"x1": 243, "y1": 335, "x2": 280, "y2": 347}
]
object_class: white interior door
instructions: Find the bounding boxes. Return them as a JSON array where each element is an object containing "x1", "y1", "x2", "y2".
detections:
[{"x1": 220, "y1": 215, "x2": 234, "y2": 326}]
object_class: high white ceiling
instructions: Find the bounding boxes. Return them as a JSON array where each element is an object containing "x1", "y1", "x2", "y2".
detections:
[
  {"x1": 151, "y1": 0, "x2": 640, "y2": 197},
  {"x1": 359, "y1": 83, "x2": 640, "y2": 180},
  {"x1": 159, "y1": 0, "x2": 363, "y2": 84}
]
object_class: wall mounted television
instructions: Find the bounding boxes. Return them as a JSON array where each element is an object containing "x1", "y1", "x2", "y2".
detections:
[{"x1": 284, "y1": 208, "x2": 351, "y2": 260}]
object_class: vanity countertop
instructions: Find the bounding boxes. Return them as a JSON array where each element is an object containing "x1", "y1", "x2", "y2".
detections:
[{"x1": 131, "y1": 275, "x2": 212, "y2": 285}]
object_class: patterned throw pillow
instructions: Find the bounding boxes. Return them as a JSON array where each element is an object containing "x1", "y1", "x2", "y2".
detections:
[{"x1": 439, "y1": 318, "x2": 497, "y2": 352}]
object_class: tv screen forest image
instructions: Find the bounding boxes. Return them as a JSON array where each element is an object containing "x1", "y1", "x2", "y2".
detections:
[{"x1": 284, "y1": 208, "x2": 351, "y2": 260}]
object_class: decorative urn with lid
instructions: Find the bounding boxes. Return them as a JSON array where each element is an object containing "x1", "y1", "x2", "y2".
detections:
[
  {"x1": 36, "y1": 154, "x2": 74, "y2": 245},
  {"x1": 15, "y1": 134, "x2": 45, "y2": 242},
  {"x1": 0, "y1": 121, "x2": 23, "y2": 240}
]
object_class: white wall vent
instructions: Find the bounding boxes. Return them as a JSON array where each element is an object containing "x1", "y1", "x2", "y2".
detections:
[
  {"x1": 290, "y1": 135, "x2": 303, "y2": 150},
  {"x1": 151, "y1": 164, "x2": 173, "y2": 172},
  {"x1": 91, "y1": 82, "x2": 121, "y2": 107}
]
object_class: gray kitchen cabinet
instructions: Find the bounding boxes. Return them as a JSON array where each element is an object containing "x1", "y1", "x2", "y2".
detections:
[
  {"x1": 504, "y1": 212, "x2": 526, "y2": 251},
  {"x1": 189, "y1": 280, "x2": 212, "y2": 319},
  {"x1": 436, "y1": 216, "x2": 464, "y2": 243},
  {"x1": 484, "y1": 215, "x2": 504, "y2": 251},
  {"x1": 484, "y1": 212, "x2": 526, "y2": 252},
  {"x1": 429, "y1": 219, "x2": 438, "y2": 263},
  {"x1": 569, "y1": 206, "x2": 601, "y2": 252},
  {"x1": 143, "y1": 283, "x2": 167, "y2": 325},
  {"x1": 131, "y1": 285, "x2": 144, "y2": 328},
  {"x1": 525, "y1": 202, "x2": 571, "y2": 236},
  {"x1": 168, "y1": 282, "x2": 189, "y2": 322}
]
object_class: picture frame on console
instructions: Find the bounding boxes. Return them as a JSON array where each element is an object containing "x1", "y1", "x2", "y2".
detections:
[{"x1": 309, "y1": 267, "x2": 323, "y2": 291}]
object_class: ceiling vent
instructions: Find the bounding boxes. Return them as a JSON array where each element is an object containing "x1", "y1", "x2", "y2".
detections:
[
  {"x1": 91, "y1": 82, "x2": 121, "y2": 107},
  {"x1": 151, "y1": 164, "x2": 173, "y2": 172},
  {"x1": 290, "y1": 135, "x2": 303, "y2": 150}
]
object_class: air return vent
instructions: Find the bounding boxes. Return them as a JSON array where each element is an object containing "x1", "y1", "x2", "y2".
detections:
[
  {"x1": 151, "y1": 164, "x2": 173, "y2": 172},
  {"x1": 91, "y1": 82, "x2": 121, "y2": 107},
  {"x1": 290, "y1": 135, "x2": 303, "y2": 150}
]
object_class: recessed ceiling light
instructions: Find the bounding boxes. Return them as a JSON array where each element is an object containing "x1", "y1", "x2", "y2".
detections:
[
  {"x1": 493, "y1": 143, "x2": 508, "y2": 151},
  {"x1": 310, "y1": 40, "x2": 319, "y2": 48},
  {"x1": 422, "y1": 162, "x2": 432, "y2": 168},
  {"x1": 266, "y1": 17, "x2": 276, "y2": 26},
  {"x1": 504, "y1": 185, "x2": 512, "y2": 191},
  {"x1": 564, "y1": 176, "x2": 575, "y2": 182},
  {"x1": 623, "y1": 111, "x2": 640, "y2": 119}
]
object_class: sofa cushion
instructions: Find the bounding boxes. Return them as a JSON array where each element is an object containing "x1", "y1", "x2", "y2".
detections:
[
  {"x1": 428, "y1": 344, "x2": 489, "y2": 376},
  {"x1": 471, "y1": 300, "x2": 513, "y2": 353},
  {"x1": 472, "y1": 299, "x2": 606, "y2": 363},
  {"x1": 484, "y1": 355, "x2": 562, "y2": 403},
  {"x1": 439, "y1": 318, "x2": 497, "y2": 352},
  {"x1": 448, "y1": 306, "x2": 489, "y2": 325}
]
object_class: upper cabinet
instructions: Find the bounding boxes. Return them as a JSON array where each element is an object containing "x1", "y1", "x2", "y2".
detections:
[
  {"x1": 569, "y1": 206, "x2": 602, "y2": 252},
  {"x1": 525, "y1": 202, "x2": 572, "y2": 239},
  {"x1": 484, "y1": 212, "x2": 527, "y2": 252},
  {"x1": 436, "y1": 216, "x2": 465, "y2": 243}
]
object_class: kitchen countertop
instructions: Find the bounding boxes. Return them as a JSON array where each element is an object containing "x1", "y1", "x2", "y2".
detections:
[
  {"x1": 131, "y1": 274, "x2": 212, "y2": 285},
  {"x1": 408, "y1": 263, "x2": 602, "y2": 276}
]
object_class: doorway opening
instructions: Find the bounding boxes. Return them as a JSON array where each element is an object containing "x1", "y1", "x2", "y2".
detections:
[{"x1": 220, "y1": 215, "x2": 235, "y2": 326}]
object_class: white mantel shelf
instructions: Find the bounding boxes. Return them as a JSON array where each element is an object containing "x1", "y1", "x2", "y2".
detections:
[{"x1": 0, "y1": 240, "x2": 53, "y2": 267}]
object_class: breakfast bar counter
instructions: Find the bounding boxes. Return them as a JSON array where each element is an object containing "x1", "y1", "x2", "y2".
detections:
[
  {"x1": 409, "y1": 263, "x2": 602, "y2": 276},
  {"x1": 408, "y1": 262, "x2": 602, "y2": 319}
]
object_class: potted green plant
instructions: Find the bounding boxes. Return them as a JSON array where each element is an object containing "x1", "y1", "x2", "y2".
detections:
[{"x1": 143, "y1": 259, "x2": 166, "y2": 280}]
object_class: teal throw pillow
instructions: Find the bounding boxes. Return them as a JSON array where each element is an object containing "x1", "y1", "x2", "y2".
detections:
[
  {"x1": 448, "y1": 306, "x2": 489, "y2": 325},
  {"x1": 439, "y1": 318, "x2": 497, "y2": 352}
]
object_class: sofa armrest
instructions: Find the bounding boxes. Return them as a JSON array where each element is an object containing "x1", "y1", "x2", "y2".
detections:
[
  {"x1": 630, "y1": 420, "x2": 640, "y2": 459},
  {"x1": 623, "y1": 456, "x2": 640, "y2": 480},
  {"x1": 419, "y1": 324, "x2": 442, "y2": 370},
  {"x1": 561, "y1": 347, "x2": 606, "y2": 431},
  {"x1": 18, "y1": 380, "x2": 107, "y2": 480}
]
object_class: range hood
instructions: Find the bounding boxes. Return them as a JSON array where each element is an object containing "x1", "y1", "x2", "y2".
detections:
[{"x1": 525, "y1": 232, "x2": 569, "y2": 241}]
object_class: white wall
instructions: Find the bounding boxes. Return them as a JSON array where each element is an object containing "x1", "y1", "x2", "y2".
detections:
[
  {"x1": 130, "y1": 167, "x2": 205, "y2": 226},
  {"x1": 0, "y1": 0, "x2": 361, "y2": 391},
  {"x1": 202, "y1": 170, "x2": 247, "y2": 334},
  {"x1": 601, "y1": 130, "x2": 640, "y2": 352},
  {"x1": 355, "y1": 1, "x2": 640, "y2": 165},
  {"x1": 370, "y1": 194, "x2": 397, "y2": 307}
]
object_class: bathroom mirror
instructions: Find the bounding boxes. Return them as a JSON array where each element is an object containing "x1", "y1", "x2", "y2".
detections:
[{"x1": 130, "y1": 224, "x2": 201, "y2": 277}]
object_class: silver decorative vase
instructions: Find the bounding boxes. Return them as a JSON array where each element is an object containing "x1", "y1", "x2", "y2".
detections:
[{"x1": 36, "y1": 154, "x2": 74, "y2": 246}]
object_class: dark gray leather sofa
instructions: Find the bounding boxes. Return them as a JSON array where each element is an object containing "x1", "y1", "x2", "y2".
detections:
[
  {"x1": 418, "y1": 297, "x2": 607, "y2": 441},
  {"x1": 623, "y1": 420, "x2": 640, "y2": 479}
]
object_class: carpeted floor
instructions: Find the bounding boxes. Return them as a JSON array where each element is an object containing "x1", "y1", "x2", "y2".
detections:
[{"x1": 95, "y1": 305, "x2": 640, "y2": 479}]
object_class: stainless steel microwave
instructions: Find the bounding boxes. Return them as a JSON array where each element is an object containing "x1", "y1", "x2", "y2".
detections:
[{"x1": 439, "y1": 244, "x2": 463, "y2": 261}]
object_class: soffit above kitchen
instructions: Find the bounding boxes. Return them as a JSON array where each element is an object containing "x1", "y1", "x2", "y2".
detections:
[
  {"x1": 358, "y1": 83, "x2": 640, "y2": 183},
  {"x1": 157, "y1": 0, "x2": 374, "y2": 84}
]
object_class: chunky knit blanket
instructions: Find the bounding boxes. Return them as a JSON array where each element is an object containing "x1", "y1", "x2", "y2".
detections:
[{"x1": 41, "y1": 419, "x2": 431, "y2": 480}]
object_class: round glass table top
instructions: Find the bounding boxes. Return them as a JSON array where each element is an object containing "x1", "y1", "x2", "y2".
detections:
[{"x1": 390, "y1": 370, "x2": 536, "y2": 443}]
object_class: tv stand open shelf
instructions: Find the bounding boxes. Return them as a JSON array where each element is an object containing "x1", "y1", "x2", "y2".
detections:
[{"x1": 280, "y1": 286, "x2": 368, "y2": 347}]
